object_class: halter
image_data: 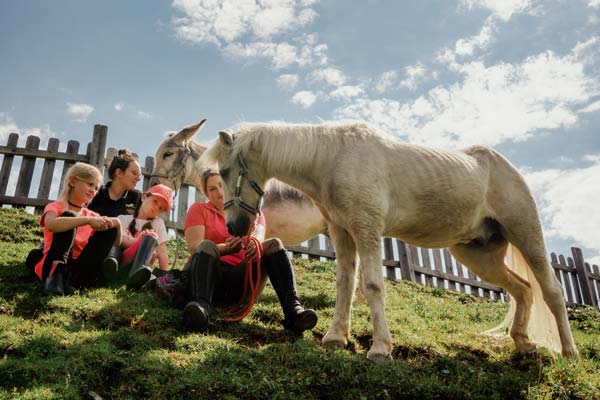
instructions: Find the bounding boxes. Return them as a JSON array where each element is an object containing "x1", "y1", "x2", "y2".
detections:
[{"x1": 223, "y1": 153, "x2": 265, "y2": 216}]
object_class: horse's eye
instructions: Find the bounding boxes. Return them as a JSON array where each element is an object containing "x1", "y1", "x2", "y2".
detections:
[
  {"x1": 220, "y1": 168, "x2": 230, "y2": 180},
  {"x1": 163, "y1": 152, "x2": 173, "y2": 159}
]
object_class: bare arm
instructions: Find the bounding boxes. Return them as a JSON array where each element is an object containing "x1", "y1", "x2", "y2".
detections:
[{"x1": 45, "y1": 211, "x2": 109, "y2": 232}]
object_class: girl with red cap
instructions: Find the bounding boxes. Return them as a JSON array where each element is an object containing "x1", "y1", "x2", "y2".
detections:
[{"x1": 116, "y1": 184, "x2": 173, "y2": 289}]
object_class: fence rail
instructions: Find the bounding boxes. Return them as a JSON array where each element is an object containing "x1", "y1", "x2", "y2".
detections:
[{"x1": 1, "y1": 127, "x2": 599, "y2": 310}]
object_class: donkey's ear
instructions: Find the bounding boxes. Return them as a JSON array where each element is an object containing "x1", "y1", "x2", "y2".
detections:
[
  {"x1": 219, "y1": 130, "x2": 234, "y2": 146},
  {"x1": 172, "y1": 118, "x2": 207, "y2": 144}
]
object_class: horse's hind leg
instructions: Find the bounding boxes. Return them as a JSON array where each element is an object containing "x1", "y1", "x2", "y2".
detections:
[
  {"x1": 322, "y1": 223, "x2": 358, "y2": 349},
  {"x1": 502, "y1": 226, "x2": 578, "y2": 358},
  {"x1": 449, "y1": 239, "x2": 536, "y2": 355}
]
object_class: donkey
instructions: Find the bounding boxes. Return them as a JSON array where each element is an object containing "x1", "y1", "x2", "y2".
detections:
[
  {"x1": 201, "y1": 121, "x2": 579, "y2": 363},
  {"x1": 149, "y1": 119, "x2": 327, "y2": 245}
]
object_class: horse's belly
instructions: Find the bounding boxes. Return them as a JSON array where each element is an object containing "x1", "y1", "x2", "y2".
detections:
[{"x1": 384, "y1": 214, "x2": 485, "y2": 248}]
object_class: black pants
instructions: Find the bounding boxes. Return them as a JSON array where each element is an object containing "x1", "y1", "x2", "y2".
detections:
[
  {"x1": 40, "y1": 212, "x2": 117, "y2": 287},
  {"x1": 212, "y1": 259, "x2": 267, "y2": 307}
]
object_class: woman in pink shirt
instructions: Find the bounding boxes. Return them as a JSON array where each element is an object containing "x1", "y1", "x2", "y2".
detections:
[{"x1": 175, "y1": 170, "x2": 317, "y2": 333}]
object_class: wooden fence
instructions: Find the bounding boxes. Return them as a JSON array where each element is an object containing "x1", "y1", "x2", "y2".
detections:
[{"x1": 1, "y1": 127, "x2": 599, "y2": 310}]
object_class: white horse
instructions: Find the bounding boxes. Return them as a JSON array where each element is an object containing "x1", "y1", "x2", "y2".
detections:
[
  {"x1": 202, "y1": 122, "x2": 579, "y2": 363},
  {"x1": 149, "y1": 119, "x2": 327, "y2": 245}
]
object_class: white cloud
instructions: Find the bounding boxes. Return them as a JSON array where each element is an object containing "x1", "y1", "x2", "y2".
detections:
[
  {"x1": 589, "y1": 0, "x2": 600, "y2": 9},
  {"x1": 329, "y1": 85, "x2": 363, "y2": 101},
  {"x1": 291, "y1": 90, "x2": 317, "y2": 108},
  {"x1": 66, "y1": 102, "x2": 94, "y2": 123},
  {"x1": 277, "y1": 74, "x2": 299, "y2": 90},
  {"x1": 136, "y1": 111, "x2": 153, "y2": 120},
  {"x1": 309, "y1": 67, "x2": 346, "y2": 86},
  {"x1": 399, "y1": 63, "x2": 427, "y2": 90},
  {"x1": 114, "y1": 102, "x2": 153, "y2": 120},
  {"x1": 460, "y1": 0, "x2": 535, "y2": 21},
  {"x1": 336, "y1": 38, "x2": 600, "y2": 148},
  {"x1": 454, "y1": 18, "x2": 496, "y2": 56},
  {"x1": 578, "y1": 100, "x2": 600, "y2": 113},
  {"x1": 524, "y1": 158, "x2": 600, "y2": 263},
  {"x1": 0, "y1": 113, "x2": 19, "y2": 144},
  {"x1": 223, "y1": 34, "x2": 328, "y2": 69},
  {"x1": 173, "y1": 0, "x2": 318, "y2": 44},
  {"x1": 375, "y1": 70, "x2": 399, "y2": 93}
]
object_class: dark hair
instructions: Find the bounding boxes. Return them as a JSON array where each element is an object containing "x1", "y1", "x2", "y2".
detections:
[
  {"x1": 128, "y1": 195, "x2": 154, "y2": 236},
  {"x1": 201, "y1": 169, "x2": 220, "y2": 195},
  {"x1": 108, "y1": 149, "x2": 138, "y2": 180}
]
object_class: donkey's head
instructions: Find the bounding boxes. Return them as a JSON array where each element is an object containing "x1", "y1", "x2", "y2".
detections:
[
  {"x1": 150, "y1": 119, "x2": 207, "y2": 189},
  {"x1": 205, "y1": 129, "x2": 268, "y2": 237}
]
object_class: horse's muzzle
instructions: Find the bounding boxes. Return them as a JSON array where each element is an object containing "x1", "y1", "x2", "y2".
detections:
[{"x1": 227, "y1": 214, "x2": 251, "y2": 237}]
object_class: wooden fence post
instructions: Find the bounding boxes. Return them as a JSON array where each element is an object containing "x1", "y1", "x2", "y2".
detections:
[
  {"x1": 397, "y1": 240, "x2": 415, "y2": 282},
  {"x1": 143, "y1": 156, "x2": 154, "y2": 192},
  {"x1": 58, "y1": 140, "x2": 81, "y2": 195},
  {"x1": 89, "y1": 124, "x2": 108, "y2": 169},
  {"x1": 35, "y1": 137, "x2": 60, "y2": 213},
  {"x1": 15, "y1": 135, "x2": 41, "y2": 200},
  {"x1": 572, "y1": 247, "x2": 596, "y2": 308},
  {"x1": 0, "y1": 133, "x2": 19, "y2": 196},
  {"x1": 383, "y1": 238, "x2": 396, "y2": 279}
]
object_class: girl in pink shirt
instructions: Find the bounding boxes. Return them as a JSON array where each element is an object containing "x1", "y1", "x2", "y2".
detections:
[{"x1": 29, "y1": 163, "x2": 121, "y2": 295}]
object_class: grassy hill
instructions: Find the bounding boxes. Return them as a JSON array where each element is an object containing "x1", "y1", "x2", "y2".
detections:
[{"x1": 0, "y1": 207, "x2": 599, "y2": 399}]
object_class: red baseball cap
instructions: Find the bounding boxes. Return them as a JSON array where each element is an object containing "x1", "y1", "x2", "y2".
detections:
[{"x1": 146, "y1": 184, "x2": 173, "y2": 211}]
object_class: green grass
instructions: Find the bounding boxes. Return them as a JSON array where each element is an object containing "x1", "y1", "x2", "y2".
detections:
[{"x1": 0, "y1": 207, "x2": 599, "y2": 399}]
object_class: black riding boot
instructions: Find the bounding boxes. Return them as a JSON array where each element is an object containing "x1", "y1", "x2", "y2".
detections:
[
  {"x1": 265, "y1": 249, "x2": 318, "y2": 332},
  {"x1": 183, "y1": 241, "x2": 220, "y2": 332},
  {"x1": 101, "y1": 246, "x2": 121, "y2": 284},
  {"x1": 126, "y1": 236, "x2": 158, "y2": 290}
]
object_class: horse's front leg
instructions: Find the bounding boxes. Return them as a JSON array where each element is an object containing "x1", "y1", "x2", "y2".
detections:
[
  {"x1": 322, "y1": 224, "x2": 357, "y2": 349},
  {"x1": 358, "y1": 240, "x2": 393, "y2": 363}
]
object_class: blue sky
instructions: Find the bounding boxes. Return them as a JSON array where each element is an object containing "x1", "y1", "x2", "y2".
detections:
[{"x1": 1, "y1": 0, "x2": 599, "y2": 264}]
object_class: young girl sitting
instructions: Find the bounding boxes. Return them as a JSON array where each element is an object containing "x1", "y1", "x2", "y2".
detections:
[
  {"x1": 28, "y1": 163, "x2": 121, "y2": 295},
  {"x1": 117, "y1": 184, "x2": 173, "y2": 290}
]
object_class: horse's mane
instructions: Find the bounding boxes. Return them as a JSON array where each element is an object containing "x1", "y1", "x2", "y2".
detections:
[{"x1": 229, "y1": 122, "x2": 385, "y2": 172}]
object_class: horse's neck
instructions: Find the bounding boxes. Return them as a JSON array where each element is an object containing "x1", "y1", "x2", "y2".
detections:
[{"x1": 256, "y1": 132, "x2": 327, "y2": 199}]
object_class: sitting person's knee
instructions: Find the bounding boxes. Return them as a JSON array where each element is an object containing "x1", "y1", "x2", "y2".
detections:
[
  {"x1": 262, "y1": 238, "x2": 284, "y2": 256},
  {"x1": 195, "y1": 240, "x2": 219, "y2": 258}
]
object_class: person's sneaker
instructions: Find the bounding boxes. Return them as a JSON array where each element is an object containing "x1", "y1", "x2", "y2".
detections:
[
  {"x1": 283, "y1": 307, "x2": 318, "y2": 332},
  {"x1": 101, "y1": 257, "x2": 119, "y2": 283},
  {"x1": 183, "y1": 301, "x2": 210, "y2": 332},
  {"x1": 126, "y1": 265, "x2": 152, "y2": 290}
]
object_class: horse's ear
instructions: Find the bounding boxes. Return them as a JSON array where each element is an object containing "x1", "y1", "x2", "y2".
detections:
[
  {"x1": 219, "y1": 130, "x2": 234, "y2": 146},
  {"x1": 172, "y1": 118, "x2": 207, "y2": 144}
]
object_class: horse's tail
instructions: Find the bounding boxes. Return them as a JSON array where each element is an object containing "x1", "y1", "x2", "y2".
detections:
[{"x1": 485, "y1": 244, "x2": 562, "y2": 354}]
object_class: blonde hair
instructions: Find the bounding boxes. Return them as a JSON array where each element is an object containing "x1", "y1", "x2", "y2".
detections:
[{"x1": 60, "y1": 162, "x2": 103, "y2": 202}]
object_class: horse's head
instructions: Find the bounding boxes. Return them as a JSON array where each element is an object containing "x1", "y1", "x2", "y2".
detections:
[
  {"x1": 204, "y1": 129, "x2": 268, "y2": 237},
  {"x1": 150, "y1": 119, "x2": 208, "y2": 189}
]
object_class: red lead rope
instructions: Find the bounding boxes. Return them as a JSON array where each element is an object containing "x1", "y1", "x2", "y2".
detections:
[{"x1": 223, "y1": 230, "x2": 263, "y2": 322}]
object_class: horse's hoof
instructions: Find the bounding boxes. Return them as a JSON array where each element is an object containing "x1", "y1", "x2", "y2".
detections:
[{"x1": 367, "y1": 351, "x2": 393, "y2": 364}]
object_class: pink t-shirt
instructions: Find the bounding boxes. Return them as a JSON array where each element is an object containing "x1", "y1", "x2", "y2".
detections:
[
  {"x1": 184, "y1": 202, "x2": 266, "y2": 265},
  {"x1": 35, "y1": 201, "x2": 99, "y2": 279}
]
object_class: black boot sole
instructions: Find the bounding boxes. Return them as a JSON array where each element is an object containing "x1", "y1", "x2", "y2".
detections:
[
  {"x1": 285, "y1": 309, "x2": 318, "y2": 332},
  {"x1": 183, "y1": 301, "x2": 209, "y2": 332},
  {"x1": 127, "y1": 266, "x2": 152, "y2": 290}
]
